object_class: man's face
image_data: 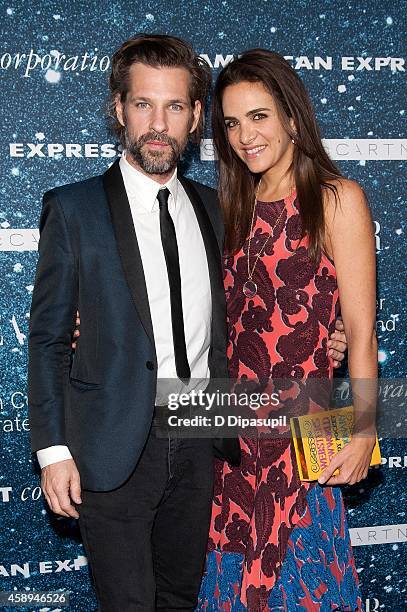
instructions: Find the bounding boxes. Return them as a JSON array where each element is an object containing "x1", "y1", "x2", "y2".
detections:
[{"x1": 116, "y1": 63, "x2": 201, "y2": 180}]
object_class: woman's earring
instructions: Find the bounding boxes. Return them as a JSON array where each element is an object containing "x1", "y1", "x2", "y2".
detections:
[{"x1": 291, "y1": 138, "x2": 295, "y2": 144}]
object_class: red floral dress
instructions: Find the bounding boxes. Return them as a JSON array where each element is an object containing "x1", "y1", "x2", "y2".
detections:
[{"x1": 197, "y1": 193, "x2": 362, "y2": 611}]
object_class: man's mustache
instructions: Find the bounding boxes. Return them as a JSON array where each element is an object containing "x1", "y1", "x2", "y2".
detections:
[{"x1": 137, "y1": 132, "x2": 178, "y2": 148}]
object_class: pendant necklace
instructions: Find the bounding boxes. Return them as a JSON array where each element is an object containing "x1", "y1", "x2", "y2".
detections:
[{"x1": 243, "y1": 182, "x2": 286, "y2": 298}]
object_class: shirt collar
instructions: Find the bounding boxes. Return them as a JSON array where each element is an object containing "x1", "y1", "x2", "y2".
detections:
[{"x1": 119, "y1": 151, "x2": 179, "y2": 213}]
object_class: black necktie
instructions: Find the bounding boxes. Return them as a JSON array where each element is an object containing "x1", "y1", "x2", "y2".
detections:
[{"x1": 157, "y1": 188, "x2": 191, "y2": 383}]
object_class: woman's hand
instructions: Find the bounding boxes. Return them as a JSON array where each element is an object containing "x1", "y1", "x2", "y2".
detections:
[
  {"x1": 318, "y1": 436, "x2": 376, "y2": 486},
  {"x1": 71, "y1": 311, "x2": 80, "y2": 350}
]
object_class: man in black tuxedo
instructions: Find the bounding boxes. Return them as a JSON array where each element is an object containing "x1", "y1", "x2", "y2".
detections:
[{"x1": 29, "y1": 34, "x2": 240, "y2": 611}]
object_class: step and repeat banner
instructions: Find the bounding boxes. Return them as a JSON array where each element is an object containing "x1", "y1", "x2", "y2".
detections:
[{"x1": 0, "y1": 1, "x2": 405, "y2": 610}]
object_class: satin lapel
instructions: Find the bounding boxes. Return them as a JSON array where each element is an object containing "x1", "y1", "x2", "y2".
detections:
[
  {"x1": 103, "y1": 160, "x2": 155, "y2": 348},
  {"x1": 179, "y1": 176, "x2": 227, "y2": 369}
]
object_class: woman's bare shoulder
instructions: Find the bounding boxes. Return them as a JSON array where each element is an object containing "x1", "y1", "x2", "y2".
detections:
[
  {"x1": 324, "y1": 177, "x2": 366, "y2": 203},
  {"x1": 323, "y1": 178, "x2": 369, "y2": 224}
]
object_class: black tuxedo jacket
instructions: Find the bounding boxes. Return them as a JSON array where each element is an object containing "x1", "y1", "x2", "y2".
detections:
[{"x1": 28, "y1": 160, "x2": 240, "y2": 491}]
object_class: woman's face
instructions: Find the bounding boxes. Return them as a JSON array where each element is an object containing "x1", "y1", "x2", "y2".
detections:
[{"x1": 221, "y1": 80, "x2": 294, "y2": 177}]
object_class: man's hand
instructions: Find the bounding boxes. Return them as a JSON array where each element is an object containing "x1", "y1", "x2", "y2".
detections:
[
  {"x1": 41, "y1": 458, "x2": 82, "y2": 519},
  {"x1": 328, "y1": 318, "x2": 347, "y2": 368}
]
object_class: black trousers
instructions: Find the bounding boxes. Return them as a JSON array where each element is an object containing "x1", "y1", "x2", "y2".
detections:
[{"x1": 77, "y1": 423, "x2": 214, "y2": 611}]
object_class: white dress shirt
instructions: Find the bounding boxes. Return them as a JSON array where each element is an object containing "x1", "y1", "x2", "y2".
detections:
[{"x1": 36, "y1": 153, "x2": 212, "y2": 468}]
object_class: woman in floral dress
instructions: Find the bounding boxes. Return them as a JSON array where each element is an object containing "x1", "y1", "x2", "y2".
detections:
[{"x1": 198, "y1": 50, "x2": 377, "y2": 611}]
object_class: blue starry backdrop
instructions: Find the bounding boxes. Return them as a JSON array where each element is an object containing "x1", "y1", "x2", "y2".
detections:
[{"x1": 0, "y1": 0, "x2": 405, "y2": 610}]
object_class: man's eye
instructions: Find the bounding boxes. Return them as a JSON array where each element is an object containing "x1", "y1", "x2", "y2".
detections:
[
  {"x1": 136, "y1": 102, "x2": 149, "y2": 109},
  {"x1": 170, "y1": 104, "x2": 183, "y2": 111}
]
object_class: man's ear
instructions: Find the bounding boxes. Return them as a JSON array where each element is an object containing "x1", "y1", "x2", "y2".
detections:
[
  {"x1": 189, "y1": 100, "x2": 202, "y2": 134},
  {"x1": 115, "y1": 94, "x2": 125, "y2": 127}
]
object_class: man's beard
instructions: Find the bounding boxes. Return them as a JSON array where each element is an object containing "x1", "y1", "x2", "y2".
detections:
[{"x1": 124, "y1": 128, "x2": 188, "y2": 175}]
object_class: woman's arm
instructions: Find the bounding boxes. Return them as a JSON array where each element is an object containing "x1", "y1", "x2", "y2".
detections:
[{"x1": 320, "y1": 179, "x2": 377, "y2": 486}]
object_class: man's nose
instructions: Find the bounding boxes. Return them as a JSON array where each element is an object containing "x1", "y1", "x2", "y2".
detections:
[{"x1": 149, "y1": 107, "x2": 168, "y2": 134}]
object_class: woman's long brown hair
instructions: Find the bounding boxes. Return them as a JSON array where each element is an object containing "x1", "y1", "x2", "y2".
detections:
[{"x1": 212, "y1": 49, "x2": 343, "y2": 260}]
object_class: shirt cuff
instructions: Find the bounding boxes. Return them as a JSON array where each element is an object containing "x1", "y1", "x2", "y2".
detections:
[{"x1": 36, "y1": 445, "x2": 73, "y2": 469}]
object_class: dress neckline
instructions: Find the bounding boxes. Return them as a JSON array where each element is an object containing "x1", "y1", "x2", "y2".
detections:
[{"x1": 256, "y1": 188, "x2": 297, "y2": 205}]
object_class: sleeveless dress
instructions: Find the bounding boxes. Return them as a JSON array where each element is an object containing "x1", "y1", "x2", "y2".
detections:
[{"x1": 197, "y1": 192, "x2": 362, "y2": 611}]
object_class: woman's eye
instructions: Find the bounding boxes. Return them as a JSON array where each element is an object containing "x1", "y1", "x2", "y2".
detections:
[
  {"x1": 253, "y1": 113, "x2": 267, "y2": 121},
  {"x1": 225, "y1": 121, "x2": 237, "y2": 129}
]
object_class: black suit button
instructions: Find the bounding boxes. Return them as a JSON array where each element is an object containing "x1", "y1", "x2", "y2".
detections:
[{"x1": 146, "y1": 361, "x2": 155, "y2": 371}]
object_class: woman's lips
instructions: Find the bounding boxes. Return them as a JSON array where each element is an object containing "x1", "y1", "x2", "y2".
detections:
[{"x1": 242, "y1": 144, "x2": 267, "y2": 158}]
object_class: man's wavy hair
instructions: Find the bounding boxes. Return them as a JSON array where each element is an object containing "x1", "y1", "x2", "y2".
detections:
[{"x1": 107, "y1": 33, "x2": 211, "y2": 145}]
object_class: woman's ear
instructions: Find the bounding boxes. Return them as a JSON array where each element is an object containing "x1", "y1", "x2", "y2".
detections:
[{"x1": 289, "y1": 117, "x2": 297, "y2": 139}]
